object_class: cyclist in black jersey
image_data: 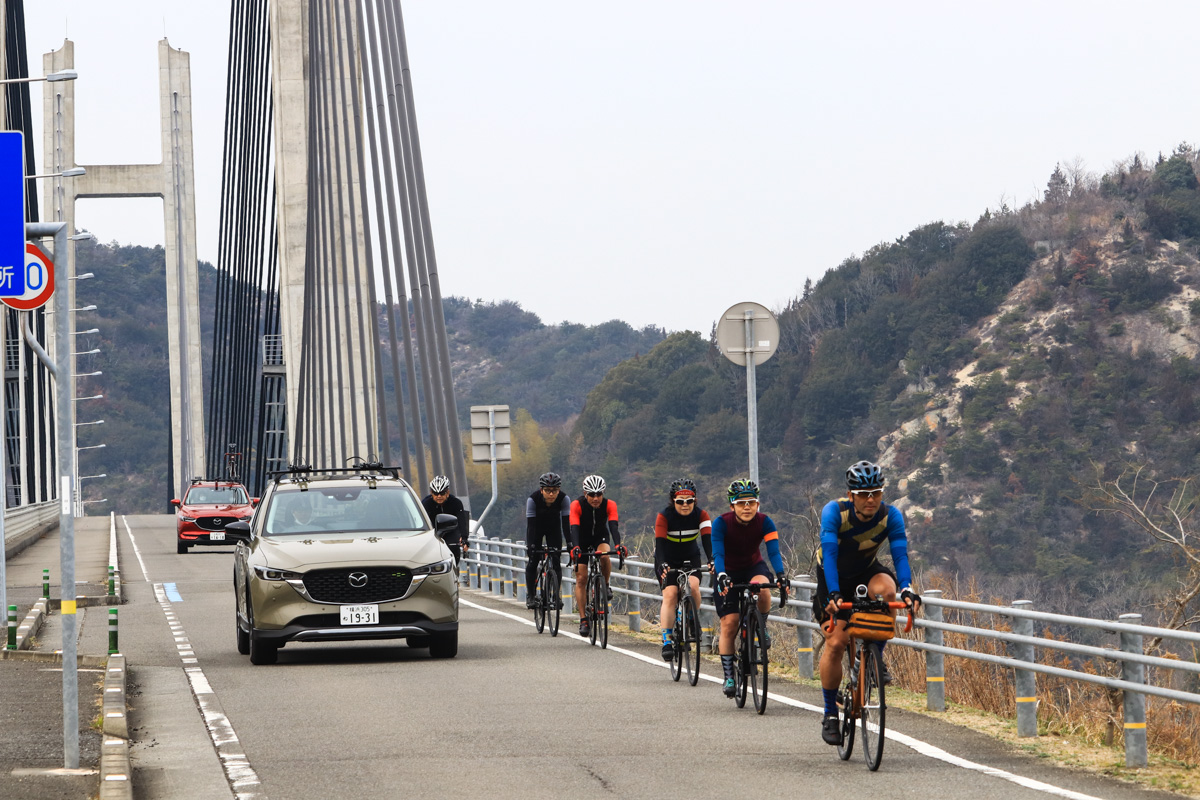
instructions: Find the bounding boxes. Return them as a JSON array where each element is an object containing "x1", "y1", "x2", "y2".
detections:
[
  {"x1": 421, "y1": 475, "x2": 469, "y2": 566},
  {"x1": 654, "y1": 478, "x2": 712, "y2": 661},
  {"x1": 525, "y1": 472, "x2": 570, "y2": 609}
]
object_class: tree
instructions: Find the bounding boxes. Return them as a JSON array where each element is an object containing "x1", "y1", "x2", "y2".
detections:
[
  {"x1": 1083, "y1": 465, "x2": 1200, "y2": 649},
  {"x1": 1045, "y1": 163, "x2": 1069, "y2": 206}
]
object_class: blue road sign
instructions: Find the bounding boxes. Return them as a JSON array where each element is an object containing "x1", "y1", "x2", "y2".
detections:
[{"x1": 0, "y1": 132, "x2": 26, "y2": 298}]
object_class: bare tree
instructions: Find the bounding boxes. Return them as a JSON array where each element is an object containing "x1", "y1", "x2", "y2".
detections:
[{"x1": 1083, "y1": 465, "x2": 1200, "y2": 650}]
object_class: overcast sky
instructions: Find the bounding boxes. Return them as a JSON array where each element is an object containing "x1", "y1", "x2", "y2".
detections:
[{"x1": 23, "y1": 1, "x2": 1200, "y2": 333}]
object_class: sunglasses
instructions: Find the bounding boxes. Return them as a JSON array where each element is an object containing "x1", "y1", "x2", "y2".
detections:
[
  {"x1": 850, "y1": 489, "x2": 883, "y2": 499},
  {"x1": 586, "y1": 491, "x2": 604, "y2": 498},
  {"x1": 674, "y1": 498, "x2": 695, "y2": 505},
  {"x1": 733, "y1": 499, "x2": 758, "y2": 508}
]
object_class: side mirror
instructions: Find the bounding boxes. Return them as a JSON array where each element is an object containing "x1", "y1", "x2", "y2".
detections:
[
  {"x1": 170, "y1": 499, "x2": 181, "y2": 507},
  {"x1": 434, "y1": 513, "x2": 458, "y2": 539},
  {"x1": 250, "y1": 497, "x2": 260, "y2": 507},
  {"x1": 225, "y1": 520, "x2": 252, "y2": 544}
]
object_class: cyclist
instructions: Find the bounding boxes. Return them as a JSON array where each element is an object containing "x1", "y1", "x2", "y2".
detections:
[
  {"x1": 525, "y1": 472, "x2": 571, "y2": 610},
  {"x1": 567, "y1": 474, "x2": 627, "y2": 637},
  {"x1": 421, "y1": 475, "x2": 470, "y2": 565},
  {"x1": 816, "y1": 459, "x2": 921, "y2": 745},
  {"x1": 712, "y1": 479, "x2": 788, "y2": 698},
  {"x1": 654, "y1": 478, "x2": 713, "y2": 661}
]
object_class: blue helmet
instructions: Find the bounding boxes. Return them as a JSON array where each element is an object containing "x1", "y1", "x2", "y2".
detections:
[{"x1": 846, "y1": 460, "x2": 884, "y2": 491}]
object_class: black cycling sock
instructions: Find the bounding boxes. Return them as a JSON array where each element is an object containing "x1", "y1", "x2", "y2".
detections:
[{"x1": 721, "y1": 654, "x2": 734, "y2": 680}]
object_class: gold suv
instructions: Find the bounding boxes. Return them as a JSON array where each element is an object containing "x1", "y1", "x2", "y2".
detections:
[{"x1": 229, "y1": 464, "x2": 459, "y2": 665}]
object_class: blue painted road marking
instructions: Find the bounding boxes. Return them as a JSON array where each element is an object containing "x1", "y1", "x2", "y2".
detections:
[{"x1": 164, "y1": 583, "x2": 183, "y2": 603}]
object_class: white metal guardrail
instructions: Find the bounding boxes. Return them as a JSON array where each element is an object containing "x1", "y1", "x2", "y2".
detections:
[{"x1": 463, "y1": 533, "x2": 1199, "y2": 768}]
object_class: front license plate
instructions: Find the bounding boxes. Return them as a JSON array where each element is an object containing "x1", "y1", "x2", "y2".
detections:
[
  {"x1": 340, "y1": 604, "x2": 379, "y2": 625},
  {"x1": 209, "y1": 530, "x2": 225, "y2": 542}
]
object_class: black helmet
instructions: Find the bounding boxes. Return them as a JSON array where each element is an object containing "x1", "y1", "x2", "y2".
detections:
[
  {"x1": 669, "y1": 478, "x2": 696, "y2": 500},
  {"x1": 846, "y1": 460, "x2": 884, "y2": 491},
  {"x1": 727, "y1": 478, "x2": 760, "y2": 504},
  {"x1": 538, "y1": 472, "x2": 562, "y2": 489}
]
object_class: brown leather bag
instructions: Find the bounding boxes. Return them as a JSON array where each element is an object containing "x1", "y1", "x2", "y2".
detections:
[{"x1": 846, "y1": 610, "x2": 895, "y2": 641}]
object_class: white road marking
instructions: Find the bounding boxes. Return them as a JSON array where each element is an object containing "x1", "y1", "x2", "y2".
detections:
[
  {"x1": 460, "y1": 597, "x2": 1105, "y2": 800},
  {"x1": 121, "y1": 516, "x2": 150, "y2": 581}
]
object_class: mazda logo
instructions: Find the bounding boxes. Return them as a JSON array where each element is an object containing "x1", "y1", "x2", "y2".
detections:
[{"x1": 348, "y1": 572, "x2": 368, "y2": 588}]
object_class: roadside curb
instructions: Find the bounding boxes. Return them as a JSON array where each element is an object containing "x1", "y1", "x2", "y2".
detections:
[{"x1": 99, "y1": 653, "x2": 132, "y2": 800}]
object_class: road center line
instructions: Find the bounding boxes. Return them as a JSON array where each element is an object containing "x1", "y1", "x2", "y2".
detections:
[
  {"x1": 460, "y1": 596, "x2": 1103, "y2": 800},
  {"x1": 120, "y1": 516, "x2": 150, "y2": 581}
]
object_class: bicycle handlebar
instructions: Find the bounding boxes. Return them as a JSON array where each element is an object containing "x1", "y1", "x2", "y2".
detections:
[{"x1": 823, "y1": 599, "x2": 915, "y2": 634}]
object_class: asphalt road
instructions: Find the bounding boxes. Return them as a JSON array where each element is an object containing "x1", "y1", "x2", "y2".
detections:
[{"x1": 115, "y1": 514, "x2": 1180, "y2": 800}]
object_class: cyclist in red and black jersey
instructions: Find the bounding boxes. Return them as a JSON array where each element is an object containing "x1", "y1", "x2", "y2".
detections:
[
  {"x1": 567, "y1": 475, "x2": 627, "y2": 637},
  {"x1": 654, "y1": 478, "x2": 712, "y2": 661}
]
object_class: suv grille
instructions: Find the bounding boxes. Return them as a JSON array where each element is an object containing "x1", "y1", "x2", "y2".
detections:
[
  {"x1": 197, "y1": 515, "x2": 238, "y2": 531},
  {"x1": 303, "y1": 567, "x2": 413, "y2": 603}
]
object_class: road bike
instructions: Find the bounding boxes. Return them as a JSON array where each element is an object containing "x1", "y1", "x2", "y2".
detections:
[
  {"x1": 666, "y1": 564, "x2": 708, "y2": 686},
  {"x1": 826, "y1": 585, "x2": 912, "y2": 771},
  {"x1": 727, "y1": 580, "x2": 786, "y2": 714},
  {"x1": 577, "y1": 548, "x2": 624, "y2": 649},
  {"x1": 529, "y1": 546, "x2": 562, "y2": 637}
]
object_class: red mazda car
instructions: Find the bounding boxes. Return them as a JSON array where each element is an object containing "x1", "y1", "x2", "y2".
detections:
[{"x1": 171, "y1": 479, "x2": 258, "y2": 554}]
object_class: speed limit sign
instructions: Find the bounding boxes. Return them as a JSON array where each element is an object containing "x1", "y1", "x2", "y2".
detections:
[{"x1": 1, "y1": 243, "x2": 55, "y2": 310}]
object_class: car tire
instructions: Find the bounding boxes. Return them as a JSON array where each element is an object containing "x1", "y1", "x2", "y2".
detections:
[
  {"x1": 246, "y1": 595, "x2": 277, "y2": 665},
  {"x1": 429, "y1": 630, "x2": 457, "y2": 659},
  {"x1": 177, "y1": 540, "x2": 190, "y2": 555},
  {"x1": 235, "y1": 585, "x2": 250, "y2": 655}
]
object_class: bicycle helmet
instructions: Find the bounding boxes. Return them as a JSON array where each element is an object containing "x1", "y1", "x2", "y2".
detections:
[
  {"x1": 846, "y1": 460, "x2": 884, "y2": 491},
  {"x1": 726, "y1": 478, "x2": 760, "y2": 504},
  {"x1": 429, "y1": 475, "x2": 450, "y2": 494},
  {"x1": 669, "y1": 478, "x2": 696, "y2": 500},
  {"x1": 582, "y1": 474, "x2": 606, "y2": 494},
  {"x1": 538, "y1": 472, "x2": 562, "y2": 489}
]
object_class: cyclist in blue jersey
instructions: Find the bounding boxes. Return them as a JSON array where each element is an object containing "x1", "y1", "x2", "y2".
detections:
[
  {"x1": 712, "y1": 479, "x2": 788, "y2": 698},
  {"x1": 816, "y1": 460, "x2": 921, "y2": 745}
]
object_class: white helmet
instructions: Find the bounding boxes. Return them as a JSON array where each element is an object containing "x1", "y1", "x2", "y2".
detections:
[
  {"x1": 429, "y1": 475, "x2": 450, "y2": 494},
  {"x1": 582, "y1": 474, "x2": 606, "y2": 494}
]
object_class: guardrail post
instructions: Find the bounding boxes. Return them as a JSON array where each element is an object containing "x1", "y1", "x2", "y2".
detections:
[
  {"x1": 562, "y1": 557, "x2": 574, "y2": 616},
  {"x1": 502, "y1": 539, "x2": 514, "y2": 598},
  {"x1": 701, "y1": 581, "x2": 716, "y2": 652},
  {"x1": 1118, "y1": 613, "x2": 1147, "y2": 768},
  {"x1": 6, "y1": 605, "x2": 15, "y2": 650},
  {"x1": 467, "y1": 540, "x2": 479, "y2": 589},
  {"x1": 795, "y1": 574, "x2": 813, "y2": 678},
  {"x1": 924, "y1": 589, "x2": 945, "y2": 711},
  {"x1": 1012, "y1": 599, "x2": 1038, "y2": 737},
  {"x1": 628, "y1": 564, "x2": 641, "y2": 632},
  {"x1": 490, "y1": 539, "x2": 502, "y2": 597},
  {"x1": 515, "y1": 543, "x2": 527, "y2": 603}
]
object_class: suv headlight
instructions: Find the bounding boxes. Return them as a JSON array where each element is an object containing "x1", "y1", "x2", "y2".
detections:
[
  {"x1": 179, "y1": 515, "x2": 196, "y2": 522},
  {"x1": 412, "y1": 557, "x2": 454, "y2": 576},
  {"x1": 253, "y1": 565, "x2": 304, "y2": 581}
]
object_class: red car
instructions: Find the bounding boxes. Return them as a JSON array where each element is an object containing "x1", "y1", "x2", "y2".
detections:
[{"x1": 171, "y1": 480, "x2": 258, "y2": 554}]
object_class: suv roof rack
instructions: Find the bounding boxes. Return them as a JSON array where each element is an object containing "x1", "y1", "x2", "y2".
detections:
[{"x1": 267, "y1": 463, "x2": 402, "y2": 482}]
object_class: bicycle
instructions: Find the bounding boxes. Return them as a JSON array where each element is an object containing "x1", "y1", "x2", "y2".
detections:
[
  {"x1": 665, "y1": 563, "x2": 708, "y2": 686},
  {"x1": 529, "y1": 546, "x2": 562, "y2": 637},
  {"x1": 576, "y1": 548, "x2": 624, "y2": 649},
  {"x1": 727, "y1": 580, "x2": 787, "y2": 714},
  {"x1": 825, "y1": 585, "x2": 912, "y2": 771}
]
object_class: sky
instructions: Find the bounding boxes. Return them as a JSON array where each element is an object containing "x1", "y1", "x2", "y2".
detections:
[{"x1": 22, "y1": 1, "x2": 1200, "y2": 334}]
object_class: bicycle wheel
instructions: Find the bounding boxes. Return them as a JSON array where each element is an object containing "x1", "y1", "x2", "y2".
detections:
[
  {"x1": 598, "y1": 579, "x2": 609, "y2": 649},
  {"x1": 734, "y1": 611, "x2": 749, "y2": 708},
  {"x1": 670, "y1": 606, "x2": 683, "y2": 681},
  {"x1": 861, "y1": 641, "x2": 886, "y2": 771},
  {"x1": 683, "y1": 596, "x2": 701, "y2": 686},
  {"x1": 548, "y1": 569, "x2": 561, "y2": 637},
  {"x1": 748, "y1": 608, "x2": 769, "y2": 714},
  {"x1": 837, "y1": 643, "x2": 856, "y2": 761},
  {"x1": 533, "y1": 565, "x2": 547, "y2": 634}
]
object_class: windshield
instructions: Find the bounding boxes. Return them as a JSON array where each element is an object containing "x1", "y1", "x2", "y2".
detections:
[
  {"x1": 264, "y1": 485, "x2": 426, "y2": 537},
  {"x1": 186, "y1": 485, "x2": 249, "y2": 505}
]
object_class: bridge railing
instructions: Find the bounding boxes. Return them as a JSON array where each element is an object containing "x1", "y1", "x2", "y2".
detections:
[{"x1": 463, "y1": 533, "x2": 1199, "y2": 768}]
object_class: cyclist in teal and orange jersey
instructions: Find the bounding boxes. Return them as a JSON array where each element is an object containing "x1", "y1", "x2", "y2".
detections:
[
  {"x1": 654, "y1": 478, "x2": 713, "y2": 661},
  {"x1": 712, "y1": 479, "x2": 788, "y2": 698},
  {"x1": 815, "y1": 460, "x2": 921, "y2": 745}
]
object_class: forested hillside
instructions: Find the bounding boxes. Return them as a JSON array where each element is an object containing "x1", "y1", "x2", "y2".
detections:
[{"x1": 465, "y1": 146, "x2": 1200, "y2": 625}]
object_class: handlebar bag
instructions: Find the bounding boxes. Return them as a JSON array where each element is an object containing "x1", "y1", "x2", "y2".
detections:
[{"x1": 846, "y1": 610, "x2": 895, "y2": 641}]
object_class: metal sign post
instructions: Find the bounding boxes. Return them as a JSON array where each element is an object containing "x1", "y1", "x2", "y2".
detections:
[
  {"x1": 469, "y1": 405, "x2": 511, "y2": 530},
  {"x1": 715, "y1": 302, "x2": 780, "y2": 485}
]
